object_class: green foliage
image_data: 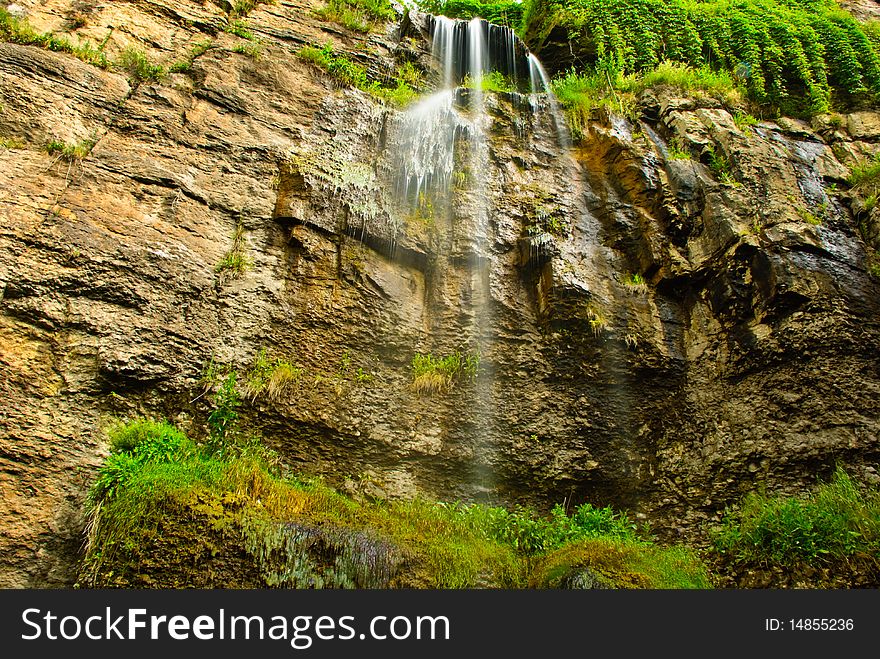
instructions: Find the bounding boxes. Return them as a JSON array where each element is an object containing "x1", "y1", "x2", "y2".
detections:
[
  {"x1": 624, "y1": 272, "x2": 648, "y2": 292},
  {"x1": 733, "y1": 111, "x2": 759, "y2": 133},
  {"x1": 206, "y1": 371, "x2": 241, "y2": 452},
  {"x1": 215, "y1": 220, "x2": 251, "y2": 279},
  {"x1": 714, "y1": 466, "x2": 880, "y2": 567},
  {"x1": 298, "y1": 43, "x2": 421, "y2": 107},
  {"x1": 245, "y1": 348, "x2": 302, "y2": 402},
  {"x1": 313, "y1": 0, "x2": 395, "y2": 33},
  {"x1": 798, "y1": 207, "x2": 822, "y2": 225},
  {"x1": 411, "y1": 351, "x2": 480, "y2": 394},
  {"x1": 848, "y1": 154, "x2": 880, "y2": 197},
  {"x1": 530, "y1": 537, "x2": 711, "y2": 588},
  {"x1": 85, "y1": 418, "x2": 710, "y2": 588},
  {"x1": 117, "y1": 48, "x2": 165, "y2": 82},
  {"x1": 45, "y1": 136, "x2": 97, "y2": 161},
  {"x1": 667, "y1": 137, "x2": 691, "y2": 160},
  {"x1": 525, "y1": 0, "x2": 880, "y2": 115},
  {"x1": 0, "y1": 136, "x2": 24, "y2": 149},
  {"x1": 0, "y1": 7, "x2": 109, "y2": 68},
  {"x1": 92, "y1": 420, "x2": 194, "y2": 502},
  {"x1": 706, "y1": 145, "x2": 737, "y2": 184},
  {"x1": 463, "y1": 70, "x2": 516, "y2": 92},
  {"x1": 416, "y1": 0, "x2": 525, "y2": 27},
  {"x1": 232, "y1": 41, "x2": 263, "y2": 59},
  {"x1": 223, "y1": 19, "x2": 254, "y2": 40}
]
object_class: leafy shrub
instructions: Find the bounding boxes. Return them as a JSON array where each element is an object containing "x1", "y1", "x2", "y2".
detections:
[
  {"x1": 416, "y1": 0, "x2": 525, "y2": 27},
  {"x1": 524, "y1": 0, "x2": 880, "y2": 115},
  {"x1": 714, "y1": 466, "x2": 880, "y2": 566}
]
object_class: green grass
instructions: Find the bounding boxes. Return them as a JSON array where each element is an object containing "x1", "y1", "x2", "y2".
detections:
[
  {"x1": 0, "y1": 7, "x2": 109, "y2": 68},
  {"x1": 667, "y1": 137, "x2": 692, "y2": 160},
  {"x1": 215, "y1": 221, "x2": 251, "y2": 279},
  {"x1": 298, "y1": 43, "x2": 420, "y2": 107},
  {"x1": 244, "y1": 348, "x2": 302, "y2": 402},
  {"x1": 463, "y1": 70, "x2": 516, "y2": 93},
  {"x1": 223, "y1": 19, "x2": 255, "y2": 40},
  {"x1": 411, "y1": 351, "x2": 480, "y2": 395},
  {"x1": 733, "y1": 112, "x2": 759, "y2": 134},
  {"x1": 45, "y1": 136, "x2": 97, "y2": 161},
  {"x1": 550, "y1": 61, "x2": 741, "y2": 139},
  {"x1": 117, "y1": 48, "x2": 165, "y2": 82},
  {"x1": 84, "y1": 419, "x2": 711, "y2": 588},
  {"x1": 713, "y1": 466, "x2": 880, "y2": 567},
  {"x1": 313, "y1": 0, "x2": 395, "y2": 34},
  {"x1": 232, "y1": 41, "x2": 263, "y2": 60},
  {"x1": 849, "y1": 154, "x2": 880, "y2": 196}
]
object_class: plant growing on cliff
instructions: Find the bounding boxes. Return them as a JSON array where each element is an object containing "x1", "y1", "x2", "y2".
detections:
[
  {"x1": 216, "y1": 220, "x2": 251, "y2": 280},
  {"x1": 45, "y1": 135, "x2": 97, "y2": 162},
  {"x1": 313, "y1": 0, "x2": 395, "y2": 34},
  {"x1": 0, "y1": 8, "x2": 109, "y2": 68},
  {"x1": 83, "y1": 418, "x2": 711, "y2": 588},
  {"x1": 713, "y1": 466, "x2": 880, "y2": 567},
  {"x1": 244, "y1": 349, "x2": 302, "y2": 402},
  {"x1": 411, "y1": 351, "x2": 480, "y2": 395},
  {"x1": 207, "y1": 371, "x2": 241, "y2": 451},
  {"x1": 524, "y1": 0, "x2": 880, "y2": 116},
  {"x1": 117, "y1": 47, "x2": 165, "y2": 83}
]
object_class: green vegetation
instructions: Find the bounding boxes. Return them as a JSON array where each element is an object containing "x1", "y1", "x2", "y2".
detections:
[
  {"x1": 523, "y1": 0, "x2": 880, "y2": 116},
  {"x1": 417, "y1": 0, "x2": 525, "y2": 27},
  {"x1": 849, "y1": 154, "x2": 880, "y2": 197},
  {"x1": 83, "y1": 416, "x2": 710, "y2": 588},
  {"x1": 0, "y1": 7, "x2": 109, "y2": 68},
  {"x1": 230, "y1": 0, "x2": 272, "y2": 18},
  {"x1": 551, "y1": 61, "x2": 740, "y2": 139},
  {"x1": 798, "y1": 207, "x2": 823, "y2": 225},
  {"x1": 244, "y1": 349, "x2": 302, "y2": 402},
  {"x1": 714, "y1": 466, "x2": 880, "y2": 567},
  {"x1": 733, "y1": 111, "x2": 759, "y2": 134},
  {"x1": 706, "y1": 145, "x2": 737, "y2": 184},
  {"x1": 232, "y1": 41, "x2": 263, "y2": 59},
  {"x1": 215, "y1": 220, "x2": 251, "y2": 279},
  {"x1": 313, "y1": 0, "x2": 395, "y2": 33},
  {"x1": 0, "y1": 136, "x2": 24, "y2": 149},
  {"x1": 169, "y1": 40, "x2": 215, "y2": 74},
  {"x1": 623, "y1": 272, "x2": 648, "y2": 292},
  {"x1": 223, "y1": 19, "x2": 255, "y2": 40},
  {"x1": 463, "y1": 70, "x2": 516, "y2": 93},
  {"x1": 667, "y1": 137, "x2": 692, "y2": 160},
  {"x1": 411, "y1": 351, "x2": 480, "y2": 394},
  {"x1": 45, "y1": 136, "x2": 98, "y2": 162},
  {"x1": 298, "y1": 43, "x2": 421, "y2": 107},
  {"x1": 117, "y1": 48, "x2": 165, "y2": 82}
]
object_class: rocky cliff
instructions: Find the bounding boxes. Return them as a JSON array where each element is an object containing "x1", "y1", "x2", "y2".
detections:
[{"x1": 1, "y1": 0, "x2": 879, "y2": 587}]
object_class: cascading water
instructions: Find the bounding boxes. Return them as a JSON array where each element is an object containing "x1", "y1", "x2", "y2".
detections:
[{"x1": 388, "y1": 13, "x2": 568, "y2": 496}]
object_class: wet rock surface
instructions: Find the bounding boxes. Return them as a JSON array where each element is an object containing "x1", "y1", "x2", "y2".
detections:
[{"x1": 1, "y1": 2, "x2": 879, "y2": 586}]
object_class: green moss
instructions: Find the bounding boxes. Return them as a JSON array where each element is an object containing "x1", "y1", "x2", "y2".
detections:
[
  {"x1": 530, "y1": 538, "x2": 711, "y2": 588},
  {"x1": 83, "y1": 419, "x2": 712, "y2": 589}
]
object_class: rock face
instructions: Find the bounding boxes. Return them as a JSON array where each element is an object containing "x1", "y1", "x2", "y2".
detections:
[{"x1": 1, "y1": 1, "x2": 879, "y2": 586}]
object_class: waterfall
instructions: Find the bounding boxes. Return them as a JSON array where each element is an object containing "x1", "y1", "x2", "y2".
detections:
[
  {"x1": 527, "y1": 53, "x2": 570, "y2": 148},
  {"x1": 387, "y1": 14, "x2": 568, "y2": 495}
]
